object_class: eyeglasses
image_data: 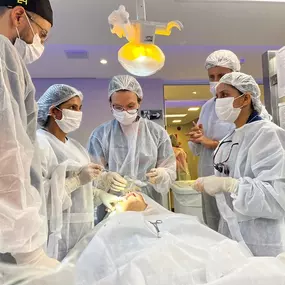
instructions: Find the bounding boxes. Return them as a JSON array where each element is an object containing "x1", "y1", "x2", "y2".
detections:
[
  {"x1": 213, "y1": 140, "x2": 239, "y2": 175},
  {"x1": 26, "y1": 13, "x2": 49, "y2": 42},
  {"x1": 112, "y1": 105, "x2": 138, "y2": 115}
]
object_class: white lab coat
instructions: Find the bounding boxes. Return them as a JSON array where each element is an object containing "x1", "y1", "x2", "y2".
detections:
[
  {"x1": 189, "y1": 98, "x2": 234, "y2": 230},
  {"x1": 37, "y1": 129, "x2": 97, "y2": 261},
  {"x1": 0, "y1": 35, "x2": 46, "y2": 255},
  {"x1": 214, "y1": 120, "x2": 285, "y2": 256}
]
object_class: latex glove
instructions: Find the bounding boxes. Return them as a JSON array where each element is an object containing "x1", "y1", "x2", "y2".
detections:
[
  {"x1": 12, "y1": 247, "x2": 60, "y2": 268},
  {"x1": 146, "y1": 168, "x2": 167, "y2": 185},
  {"x1": 101, "y1": 172, "x2": 127, "y2": 192},
  {"x1": 78, "y1": 163, "x2": 103, "y2": 184},
  {"x1": 65, "y1": 163, "x2": 104, "y2": 194},
  {"x1": 193, "y1": 176, "x2": 238, "y2": 196},
  {"x1": 97, "y1": 189, "x2": 122, "y2": 210}
]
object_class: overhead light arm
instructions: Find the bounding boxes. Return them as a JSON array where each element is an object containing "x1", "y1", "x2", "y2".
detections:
[
  {"x1": 136, "y1": 0, "x2": 146, "y2": 21},
  {"x1": 108, "y1": 1, "x2": 183, "y2": 76}
]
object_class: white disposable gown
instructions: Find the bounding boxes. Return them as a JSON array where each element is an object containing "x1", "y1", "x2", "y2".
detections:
[
  {"x1": 214, "y1": 120, "x2": 285, "y2": 256},
  {"x1": 37, "y1": 129, "x2": 100, "y2": 261},
  {"x1": 87, "y1": 118, "x2": 176, "y2": 203},
  {"x1": 0, "y1": 35, "x2": 47, "y2": 256},
  {"x1": 189, "y1": 98, "x2": 234, "y2": 230}
]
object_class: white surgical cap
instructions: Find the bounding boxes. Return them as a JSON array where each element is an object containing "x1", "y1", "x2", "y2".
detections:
[
  {"x1": 205, "y1": 50, "x2": 241, "y2": 72},
  {"x1": 259, "y1": 105, "x2": 272, "y2": 121},
  {"x1": 108, "y1": 75, "x2": 143, "y2": 99},
  {"x1": 217, "y1": 72, "x2": 262, "y2": 114},
  {"x1": 37, "y1": 84, "x2": 83, "y2": 126}
]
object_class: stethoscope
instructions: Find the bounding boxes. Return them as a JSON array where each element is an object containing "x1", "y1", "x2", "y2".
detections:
[
  {"x1": 212, "y1": 114, "x2": 259, "y2": 175},
  {"x1": 213, "y1": 130, "x2": 238, "y2": 176},
  {"x1": 213, "y1": 141, "x2": 239, "y2": 175}
]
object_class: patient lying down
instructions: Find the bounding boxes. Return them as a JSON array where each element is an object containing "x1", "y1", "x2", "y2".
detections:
[
  {"x1": 2, "y1": 193, "x2": 285, "y2": 285},
  {"x1": 72, "y1": 193, "x2": 285, "y2": 285}
]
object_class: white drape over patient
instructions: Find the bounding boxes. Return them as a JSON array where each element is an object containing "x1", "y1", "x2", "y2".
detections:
[{"x1": 1, "y1": 196, "x2": 285, "y2": 285}]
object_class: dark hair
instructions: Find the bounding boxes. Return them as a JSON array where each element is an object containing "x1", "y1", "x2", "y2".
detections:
[
  {"x1": 232, "y1": 86, "x2": 254, "y2": 111},
  {"x1": 43, "y1": 103, "x2": 60, "y2": 128},
  {"x1": 109, "y1": 90, "x2": 142, "y2": 104},
  {"x1": 43, "y1": 116, "x2": 50, "y2": 128},
  {"x1": 170, "y1": 134, "x2": 179, "y2": 147},
  {"x1": 231, "y1": 86, "x2": 243, "y2": 95},
  {"x1": 0, "y1": 7, "x2": 8, "y2": 16}
]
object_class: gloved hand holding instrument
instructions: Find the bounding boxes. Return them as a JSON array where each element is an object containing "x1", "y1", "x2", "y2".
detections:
[
  {"x1": 100, "y1": 171, "x2": 128, "y2": 192},
  {"x1": 146, "y1": 168, "x2": 169, "y2": 185},
  {"x1": 65, "y1": 163, "x2": 104, "y2": 194},
  {"x1": 94, "y1": 188, "x2": 123, "y2": 211}
]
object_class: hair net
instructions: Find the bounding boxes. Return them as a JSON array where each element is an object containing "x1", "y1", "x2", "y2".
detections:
[
  {"x1": 205, "y1": 50, "x2": 241, "y2": 72},
  {"x1": 37, "y1": 84, "x2": 83, "y2": 127},
  {"x1": 259, "y1": 105, "x2": 273, "y2": 121},
  {"x1": 217, "y1": 72, "x2": 262, "y2": 114},
  {"x1": 108, "y1": 75, "x2": 143, "y2": 99}
]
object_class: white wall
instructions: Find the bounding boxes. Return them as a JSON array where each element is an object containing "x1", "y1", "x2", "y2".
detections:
[{"x1": 33, "y1": 78, "x2": 165, "y2": 146}]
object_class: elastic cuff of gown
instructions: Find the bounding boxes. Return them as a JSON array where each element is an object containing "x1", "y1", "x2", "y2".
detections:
[{"x1": 231, "y1": 179, "x2": 240, "y2": 195}]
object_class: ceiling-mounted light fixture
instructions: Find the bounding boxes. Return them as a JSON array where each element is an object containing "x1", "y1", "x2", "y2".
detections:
[
  {"x1": 188, "y1": 107, "x2": 200, "y2": 111},
  {"x1": 100, "y1": 59, "x2": 108, "y2": 64},
  {"x1": 173, "y1": 120, "x2": 182, "y2": 123},
  {"x1": 108, "y1": 2, "x2": 183, "y2": 76},
  {"x1": 165, "y1": 114, "x2": 187, "y2": 118}
]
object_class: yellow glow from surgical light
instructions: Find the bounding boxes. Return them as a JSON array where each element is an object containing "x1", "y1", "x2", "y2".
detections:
[{"x1": 118, "y1": 42, "x2": 165, "y2": 77}]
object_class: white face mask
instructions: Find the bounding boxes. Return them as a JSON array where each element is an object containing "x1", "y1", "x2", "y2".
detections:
[
  {"x1": 209, "y1": 82, "x2": 218, "y2": 97},
  {"x1": 55, "y1": 109, "x2": 83, "y2": 134},
  {"x1": 113, "y1": 109, "x2": 138, "y2": 126},
  {"x1": 14, "y1": 13, "x2": 45, "y2": 64},
  {"x1": 215, "y1": 95, "x2": 244, "y2": 123}
]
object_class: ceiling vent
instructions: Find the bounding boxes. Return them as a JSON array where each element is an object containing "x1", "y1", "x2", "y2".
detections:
[{"x1": 65, "y1": 50, "x2": 89, "y2": 59}]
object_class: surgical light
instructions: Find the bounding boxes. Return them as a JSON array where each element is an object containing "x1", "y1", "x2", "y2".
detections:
[{"x1": 108, "y1": 2, "x2": 183, "y2": 77}]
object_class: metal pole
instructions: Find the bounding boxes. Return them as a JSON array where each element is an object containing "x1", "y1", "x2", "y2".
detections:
[
  {"x1": 262, "y1": 51, "x2": 279, "y2": 125},
  {"x1": 136, "y1": 0, "x2": 146, "y2": 21}
]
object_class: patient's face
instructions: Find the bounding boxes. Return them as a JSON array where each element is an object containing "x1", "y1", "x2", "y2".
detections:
[{"x1": 115, "y1": 193, "x2": 147, "y2": 213}]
